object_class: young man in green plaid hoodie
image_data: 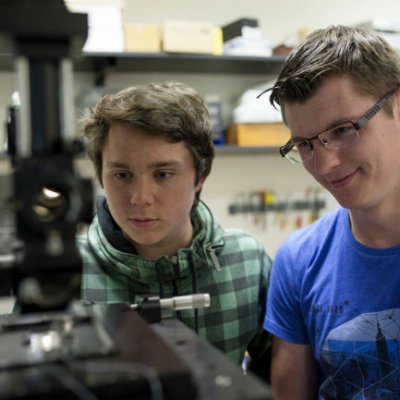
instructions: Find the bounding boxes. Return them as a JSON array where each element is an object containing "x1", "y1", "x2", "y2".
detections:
[{"x1": 77, "y1": 81, "x2": 272, "y2": 377}]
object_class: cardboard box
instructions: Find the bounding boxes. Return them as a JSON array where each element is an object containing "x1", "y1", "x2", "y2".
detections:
[
  {"x1": 163, "y1": 20, "x2": 214, "y2": 54},
  {"x1": 226, "y1": 123, "x2": 290, "y2": 146},
  {"x1": 211, "y1": 27, "x2": 224, "y2": 55},
  {"x1": 124, "y1": 23, "x2": 161, "y2": 52}
]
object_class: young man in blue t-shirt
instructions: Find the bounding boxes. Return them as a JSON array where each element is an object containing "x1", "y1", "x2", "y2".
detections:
[{"x1": 263, "y1": 25, "x2": 400, "y2": 399}]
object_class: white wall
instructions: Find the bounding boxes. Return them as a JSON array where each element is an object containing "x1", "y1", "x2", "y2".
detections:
[{"x1": 121, "y1": 0, "x2": 400, "y2": 46}]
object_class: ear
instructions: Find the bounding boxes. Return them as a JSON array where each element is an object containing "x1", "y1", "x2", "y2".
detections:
[{"x1": 195, "y1": 175, "x2": 207, "y2": 192}]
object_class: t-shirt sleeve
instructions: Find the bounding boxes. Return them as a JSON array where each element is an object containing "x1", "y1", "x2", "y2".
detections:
[{"x1": 263, "y1": 241, "x2": 310, "y2": 345}]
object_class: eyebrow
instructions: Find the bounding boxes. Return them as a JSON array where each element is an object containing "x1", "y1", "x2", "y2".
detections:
[{"x1": 104, "y1": 160, "x2": 182, "y2": 169}]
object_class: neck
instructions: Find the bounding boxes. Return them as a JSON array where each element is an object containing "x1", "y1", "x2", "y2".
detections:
[{"x1": 349, "y1": 207, "x2": 400, "y2": 248}]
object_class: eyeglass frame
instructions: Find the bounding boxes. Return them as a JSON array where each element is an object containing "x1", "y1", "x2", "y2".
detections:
[{"x1": 279, "y1": 87, "x2": 398, "y2": 164}]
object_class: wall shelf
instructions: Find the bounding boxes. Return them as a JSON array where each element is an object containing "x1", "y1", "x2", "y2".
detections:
[
  {"x1": 215, "y1": 145, "x2": 281, "y2": 155},
  {"x1": 78, "y1": 52, "x2": 286, "y2": 75},
  {"x1": 0, "y1": 52, "x2": 286, "y2": 75}
]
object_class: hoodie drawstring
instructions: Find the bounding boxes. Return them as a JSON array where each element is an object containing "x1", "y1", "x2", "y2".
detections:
[
  {"x1": 154, "y1": 263, "x2": 165, "y2": 298},
  {"x1": 171, "y1": 262, "x2": 182, "y2": 321},
  {"x1": 188, "y1": 252, "x2": 199, "y2": 334},
  {"x1": 205, "y1": 242, "x2": 222, "y2": 272}
]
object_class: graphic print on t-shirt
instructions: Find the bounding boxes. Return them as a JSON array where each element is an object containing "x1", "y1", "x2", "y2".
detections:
[{"x1": 319, "y1": 308, "x2": 400, "y2": 399}]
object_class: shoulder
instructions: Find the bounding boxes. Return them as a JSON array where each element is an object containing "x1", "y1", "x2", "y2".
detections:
[
  {"x1": 76, "y1": 231, "x2": 95, "y2": 263},
  {"x1": 220, "y1": 227, "x2": 272, "y2": 270},
  {"x1": 287, "y1": 207, "x2": 344, "y2": 241},
  {"x1": 276, "y1": 207, "x2": 346, "y2": 265},
  {"x1": 75, "y1": 225, "x2": 102, "y2": 266},
  {"x1": 76, "y1": 231, "x2": 89, "y2": 252},
  {"x1": 223, "y1": 228, "x2": 266, "y2": 251}
]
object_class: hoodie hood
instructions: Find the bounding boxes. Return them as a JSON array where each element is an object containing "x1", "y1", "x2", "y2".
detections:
[{"x1": 86, "y1": 196, "x2": 225, "y2": 283}]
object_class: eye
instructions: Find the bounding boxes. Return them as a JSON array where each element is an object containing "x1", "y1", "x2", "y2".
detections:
[
  {"x1": 330, "y1": 123, "x2": 355, "y2": 138},
  {"x1": 296, "y1": 140, "x2": 310, "y2": 150},
  {"x1": 155, "y1": 170, "x2": 174, "y2": 180},
  {"x1": 113, "y1": 171, "x2": 131, "y2": 180}
]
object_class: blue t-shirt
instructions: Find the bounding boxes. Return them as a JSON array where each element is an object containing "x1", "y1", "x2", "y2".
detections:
[{"x1": 264, "y1": 207, "x2": 400, "y2": 399}]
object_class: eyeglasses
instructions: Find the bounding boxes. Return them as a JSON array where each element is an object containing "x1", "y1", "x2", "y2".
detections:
[{"x1": 279, "y1": 88, "x2": 397, "y2": 164}]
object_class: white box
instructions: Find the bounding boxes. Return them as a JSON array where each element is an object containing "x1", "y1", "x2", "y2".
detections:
[{"x1": 65, "y1": 2, "x2": 124, "y2": 52}]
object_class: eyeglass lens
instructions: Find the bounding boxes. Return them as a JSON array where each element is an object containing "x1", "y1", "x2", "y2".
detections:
[{"x1": 289, "y1": 122, "x2": 359, "y2": 163}]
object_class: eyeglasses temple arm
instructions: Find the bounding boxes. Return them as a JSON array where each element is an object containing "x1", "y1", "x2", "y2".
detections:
[
  {"x1": 279, "y1": 141, "x2": 292, "y2": 157},
  {"x1": 355, "y1": 90, "x2": 396, "y2": 129}
]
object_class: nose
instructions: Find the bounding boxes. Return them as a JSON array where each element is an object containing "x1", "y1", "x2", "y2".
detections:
[
  {"x1": 309, "y1": 142, "x2": 342, "y2": 175},
  {"x1": 129, "y1": 178, "x2": 155, "y2": 206}
]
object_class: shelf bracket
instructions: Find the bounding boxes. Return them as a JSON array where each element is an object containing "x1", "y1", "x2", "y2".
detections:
[{"x1": 92, "y1": 57, "x2": 116, "y2": 86}]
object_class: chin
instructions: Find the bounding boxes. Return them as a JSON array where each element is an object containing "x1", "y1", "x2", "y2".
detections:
[{"x1": 335, "y1": 195, "x2": 365, "y2": 210}]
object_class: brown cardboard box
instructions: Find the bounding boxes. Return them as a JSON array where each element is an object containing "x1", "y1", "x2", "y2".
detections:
[
  {"x1": 226, "y1": 123, "x2": 290, "y2": 146},
  {"x1": 163, "y1": 20, "x2": 214, "y2": 54},
  {"x1": 124, "y1": 23, "x2": 161, "y2": 52}
]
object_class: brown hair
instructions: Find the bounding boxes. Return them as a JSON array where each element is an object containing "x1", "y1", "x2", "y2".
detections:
[
  {"x1": 80, "y1": 81, "x2": 215, "y2": 208},
  {"x1": 269, "y1": 25, "x2": 400, "y2": 119}
]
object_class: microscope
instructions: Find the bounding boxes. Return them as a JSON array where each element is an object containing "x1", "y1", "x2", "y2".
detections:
[{"x1": 0, "y1": 2, "x2": 273, "y2": 399}]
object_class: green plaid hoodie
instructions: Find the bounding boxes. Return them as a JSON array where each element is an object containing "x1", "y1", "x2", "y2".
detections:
[{"x1": 77, "y1": 197, "x2": 272, "y2": 364}]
